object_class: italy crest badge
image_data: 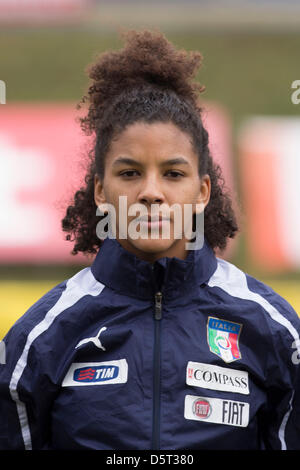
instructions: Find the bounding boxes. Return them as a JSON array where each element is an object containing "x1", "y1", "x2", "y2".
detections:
[{"x1": 207, "y1": 317, "x2": 242, "y2": 363}]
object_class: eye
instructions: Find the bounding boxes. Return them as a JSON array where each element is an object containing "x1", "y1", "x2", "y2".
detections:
[
  {"x1": 119, "y1": 170, "x2": 140, "y2": 178},
  {"x1": 165, "y1": 170, "x2": 184, "y2": 178}
]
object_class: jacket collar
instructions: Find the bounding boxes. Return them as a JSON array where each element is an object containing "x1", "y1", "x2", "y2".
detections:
[{"x1": 91, "y1": 236, "x2": 218, "y2": 300}]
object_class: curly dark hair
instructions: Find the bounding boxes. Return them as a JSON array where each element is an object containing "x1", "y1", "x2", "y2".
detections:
[{"x1": 62, "y1": 30, "x2": 239, "y2": 255}]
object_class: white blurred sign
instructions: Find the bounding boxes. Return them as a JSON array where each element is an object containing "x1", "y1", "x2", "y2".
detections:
[
  {"x1": 239, "y1": 116, "x2": 300, "y2": 272},
  {"x1": 0, "y1": 134, "x2": 54, "y2": 245}
]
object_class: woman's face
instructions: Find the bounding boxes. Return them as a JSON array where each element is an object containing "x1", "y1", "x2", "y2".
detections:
[{"x1": 94, "y1": 121, "x2": 210, "y2": 262}]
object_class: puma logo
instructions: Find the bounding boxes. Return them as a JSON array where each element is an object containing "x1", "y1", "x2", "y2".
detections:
[{"x1": 75, "y1": 327, "x2": 107, "y2": 351}]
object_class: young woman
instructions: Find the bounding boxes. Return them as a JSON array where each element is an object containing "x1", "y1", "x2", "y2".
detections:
[{"x1": 0, "y1": 30, "x2": 299, "y2": 450}]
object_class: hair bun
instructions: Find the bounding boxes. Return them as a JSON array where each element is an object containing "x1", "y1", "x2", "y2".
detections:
[{"x1": 78, "y1": 29, "x2": 205, "y2": 134}]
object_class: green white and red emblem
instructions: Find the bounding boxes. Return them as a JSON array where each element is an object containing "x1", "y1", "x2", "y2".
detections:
[{"x1": 207, "y1": 316, "x2": 242, "y2": 363}]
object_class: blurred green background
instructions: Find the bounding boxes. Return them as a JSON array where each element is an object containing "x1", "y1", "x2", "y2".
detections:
[{"x1": 0, "y1": 0, "x2": 300, "y2": 337}]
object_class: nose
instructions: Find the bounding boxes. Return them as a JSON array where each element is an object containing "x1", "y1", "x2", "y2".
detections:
[{"x1": 138, "y1": 173, "x2": 165, "y2": 207}]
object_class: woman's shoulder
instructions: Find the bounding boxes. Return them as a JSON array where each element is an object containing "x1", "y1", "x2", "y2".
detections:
[
  {"x1": 6, "y1": 267, "x2": 106, "y2": 340},
  {"x1": 0, "y1": 267, "x2": 109, "y2": 377},
  {"x1": 207, "y1": 256, "x2": 300, "y2": 332}
]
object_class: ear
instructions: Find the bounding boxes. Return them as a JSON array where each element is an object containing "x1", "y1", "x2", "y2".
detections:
[
  {"x1": 195, "y1": 174, "x2": 211, "y2": 214},
  {"x1": 94, "y1": 173, "x2": 107, "y2": 207}
]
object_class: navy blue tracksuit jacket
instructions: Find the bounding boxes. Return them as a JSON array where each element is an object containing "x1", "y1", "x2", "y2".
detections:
[{"x1": 0, "y1": 237, "x2": 299, "y2": 450}]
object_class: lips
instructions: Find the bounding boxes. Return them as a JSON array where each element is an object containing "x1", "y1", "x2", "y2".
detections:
[{"x1": 137, "y1": 215, "x2": 170, "y2": 223}]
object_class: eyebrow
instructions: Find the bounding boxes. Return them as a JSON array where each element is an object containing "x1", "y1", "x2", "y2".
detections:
[{"x1": 112, "y1": 156, "x2": 190, "y2": 167}]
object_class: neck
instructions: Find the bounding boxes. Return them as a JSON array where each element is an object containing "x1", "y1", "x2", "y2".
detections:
[{"x1": 116, "y1": 238, "x2": 189, "y2": 263}]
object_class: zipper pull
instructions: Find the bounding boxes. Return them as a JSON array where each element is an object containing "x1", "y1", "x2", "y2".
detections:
[{"x1": 154, "y1": 292, "x2": 163, "y2": 320}]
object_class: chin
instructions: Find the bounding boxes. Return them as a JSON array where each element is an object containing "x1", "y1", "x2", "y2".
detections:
[
  {"x1": 132, "y1": 237, "x2": 174, "y2": 252},
  {"x1": 125, "y1": 237, "x2": 178, "y2": 259}
]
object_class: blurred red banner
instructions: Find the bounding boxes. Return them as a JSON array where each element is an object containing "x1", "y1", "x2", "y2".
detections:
[
  {"x1": 0, "y1": 102, "x2": 234, "y2": 264},
  {"x1": 238, "y1": 116, "x2": 300, "y2": 272},
  {"x1": 0, "y1": 0, "x2": 92, "y2": 24}
]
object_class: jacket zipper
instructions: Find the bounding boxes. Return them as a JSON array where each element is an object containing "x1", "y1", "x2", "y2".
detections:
[{"x1": 152, "y1": 291, "x2": 162, "y2": 450}]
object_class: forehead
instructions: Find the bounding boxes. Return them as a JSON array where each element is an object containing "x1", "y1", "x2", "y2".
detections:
[{"x1": 107, "y1": 121, "x2": 197, "y2": 162}]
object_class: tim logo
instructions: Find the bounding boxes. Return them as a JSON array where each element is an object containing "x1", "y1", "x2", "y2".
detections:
[
  {"x1": 74, "y1": 365, "x2": 119, "y2": 383},
  {"x1": 62, "y1": 359, "x2": 128, "y2": 387}
]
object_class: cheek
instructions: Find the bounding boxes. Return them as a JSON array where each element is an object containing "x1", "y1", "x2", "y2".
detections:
[
  {"x1": 101, "y1": 177, "x2": 119, "y2": 204},
  {"x1": 102, "y1": 183, "x2": 136, "y2": 220},
  {"x1": 170, "y1": 185, "x2": 199, "y2": 205}
]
